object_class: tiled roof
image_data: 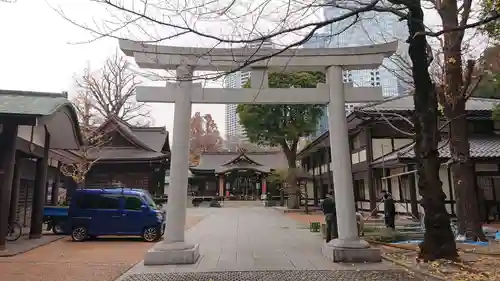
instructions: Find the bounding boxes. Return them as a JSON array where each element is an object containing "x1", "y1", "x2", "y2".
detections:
[
  {"x1": 101, "y1": 116, "x2": 169, "y2": 152},
  {"x1": 87, "y1": 147, "x2": 167, "y2": 161},
  {"x1": 359, "y1": 94, "x2": 500, "y2": 112},
  {"x1": 106, "y1": 116, "x2": 156, "y2": 151},
  {"x1": 371, "y1": 138, "x2": 500, "y2": 165},
  {"x1": 131, "y1": 127, "x2": 170, "y2": 152},
  {"x1": 90, "y1": 117, "x2": 170, "y2": 161},
  {"x1": 192, "y1": 151, "x2": 288, "y2": 173},
  {"x1": 0, "y1": 89, "x2": 84, "y2": 147},
  {"x1": 0, "y1": 89, "x2": 73, "y2": 115}
]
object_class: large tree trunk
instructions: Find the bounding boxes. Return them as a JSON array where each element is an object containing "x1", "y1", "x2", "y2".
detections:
[
  {"x1": 449, "y1": 115, "x2": 486, "y2": 241},
  {"x1": 438, "y1": 0, "x2": 486, "y2": 241},
  {"x1": 406, "y1": 2, "x2": 457, "y2": 261},
  {"x1": 282, "y1": 140, "x2": 300, "y2": 209}
]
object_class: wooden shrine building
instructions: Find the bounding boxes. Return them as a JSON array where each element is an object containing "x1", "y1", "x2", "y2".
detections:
[
  {"x1": 84, "y1": 116, "x2": 170, "y2": 196},
  {"x1": 298, "y1": 95, "x2": 500, "y2": 220},
  {"x1": 0, "y1": 90, "x2": 83, "y2": 250},
  {"x1": 189, "y1": 151, "x2": 288, "y2": 200}
]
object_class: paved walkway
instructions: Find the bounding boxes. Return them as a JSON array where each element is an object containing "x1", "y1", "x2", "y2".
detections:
[{"x1": 117, "y1": 207, "x2": 422, "y2": 281}]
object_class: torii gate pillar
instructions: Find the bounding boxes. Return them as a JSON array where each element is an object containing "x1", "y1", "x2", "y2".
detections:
[{"x1": 120, "y1": 40, "x2": 398, "y2": 265}]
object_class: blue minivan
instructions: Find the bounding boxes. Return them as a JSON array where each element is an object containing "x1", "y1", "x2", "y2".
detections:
[{"x1": 67, "y1": 188, "x2": 166, "y2": 242}]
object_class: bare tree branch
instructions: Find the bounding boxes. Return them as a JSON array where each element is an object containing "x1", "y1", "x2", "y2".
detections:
[
  {"x1": 75, "y1": 51, "x2": 153, "y2": 126},
  {"x1": 60, "y1": 116, "x2": 115, "y2": 184}
]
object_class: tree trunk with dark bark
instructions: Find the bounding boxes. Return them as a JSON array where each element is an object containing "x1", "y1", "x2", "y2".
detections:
[
  {"x1": 438, "y1": 0, "x2": 486, "y2": 241},
  {"x1": 448, "y1": 115, "x2": 485, "y2": 240},
  {"x1": 282, "y1": 140, "x2": 300, "y2": 209},
  {"x1": 406, "y1": 2, "x2": 458, "y2": 261}
]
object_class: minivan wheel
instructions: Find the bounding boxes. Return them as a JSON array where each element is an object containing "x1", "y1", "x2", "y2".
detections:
[
  {"x1": 71, "y1": 226, "x2": 87, "y2": 242},
  {"x1": 142, "y1": 227, "x2": 159, "y2": 242}
]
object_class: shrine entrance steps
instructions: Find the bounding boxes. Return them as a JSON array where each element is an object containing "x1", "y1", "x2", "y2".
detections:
[{"x1": 221, "y1": 200, "x2": 264, "y2": 208}]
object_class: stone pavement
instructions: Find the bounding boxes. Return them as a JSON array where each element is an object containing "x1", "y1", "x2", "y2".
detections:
[{"x1": 117, "y1": 206, "x2": 423, "y2": 281}]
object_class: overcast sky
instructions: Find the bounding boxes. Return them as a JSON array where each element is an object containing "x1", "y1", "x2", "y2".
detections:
[
  {"x1": 0, "y1": 0, "x2": 226, "y2": 135},
  {"x1": 0, "y1": 0, "x2": 485, "y2": 140}
]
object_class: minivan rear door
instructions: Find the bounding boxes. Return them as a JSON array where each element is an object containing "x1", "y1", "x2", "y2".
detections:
[
  {"x1": 90, "y1": 194, "x2": 123, "y2": 235},
  {"x1": 72, "y1": 193, "x2": 123, "y2": 235}
]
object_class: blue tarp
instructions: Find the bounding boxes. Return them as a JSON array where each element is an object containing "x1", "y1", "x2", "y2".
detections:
[
  {"x1": 392, "y1": 240, "x2": 490, "y2": 246},
  {"x1": 43, "y1": 206, "x2": 69, "y2": 217}
]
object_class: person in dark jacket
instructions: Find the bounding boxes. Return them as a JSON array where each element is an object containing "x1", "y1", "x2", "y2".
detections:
[
  {"x1": 381, "y1": 190, "x2": 396, "y2": 230},
  {"x1": 321, "y1": 192, "x2": 338, "y2": 242}
]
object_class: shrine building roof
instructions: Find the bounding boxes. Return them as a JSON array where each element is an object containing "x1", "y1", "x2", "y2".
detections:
[
  {"x1": 85, "y1": 116, "x2": 170, "y2": 162},
  {"x1": 190, "y1": 151, "x2": 288, "y2": 174}
]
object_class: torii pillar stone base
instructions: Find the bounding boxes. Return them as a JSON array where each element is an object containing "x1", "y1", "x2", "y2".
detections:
[
  {"x1": 144, "y1": 242, "x2": 200, "y2": 265},
  {"x1": 322, "y1": 240, "x2": 382, "y2": 263}
]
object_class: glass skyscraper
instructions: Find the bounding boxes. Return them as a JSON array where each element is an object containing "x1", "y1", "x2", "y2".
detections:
[
  {"x1": 305, "y1": 2, "x2": 411, "y2": 138},
  {"x1": 224, "y1": 71, "x2": 251, "y2": 139},
  {"x1": 224, "y1": 40, "x2": 274, "y2": 140}
]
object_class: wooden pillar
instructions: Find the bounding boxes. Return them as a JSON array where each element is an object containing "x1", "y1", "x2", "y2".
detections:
[
  {"x1": 365, "y1": 127, "x2": 377, "y2": 214},
  {"x1": 29, "y1": 128, "x2": 50, "y2": 239},
  {"x1": 218, "y1": 174, "x2": 224, "y2": 197},
  {"x1": 408, "y1": 164, "x2": 420, "y2": 219},
  {"x1": 45, "y1": 181, "x2": 49, "y2": 205},
  {"x1": 317, "y1": 151, "x2": 324, "y2": 198},
  {"x1": 261, "y1": 176, "x2": 267, "y2": 195},
  {"x1": 159, "y1": 163, "x2": 166, "y2": 196},
  {"x1": 148, "y1": 164, "x2": 157, "y2": 195},
  {"x1": 51, "y1": 162, "x2": 61, "y2": 206},
  {"x1": 326, "y1": 147, "x2": 333, "y2": 195},
  {"x1": 0, "y1": 124, "x2": 19, "y2": 250},
  {"x1": 310, "y1": 155, "x2": 319, "y2": 206},
  {"x1": 9, "y1": 154, "x2": 22, "y2": 224},
  {"x1": 225, "y1": 174, "x2": 230, "y2": 197},
  {"x1": 385, "y1": 168, "x2": 392, "y2": 194}
]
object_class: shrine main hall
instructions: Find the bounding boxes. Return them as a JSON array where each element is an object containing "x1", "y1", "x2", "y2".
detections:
[{"x1": 188, "y1": 151, "x2": 288, "y2": 200}]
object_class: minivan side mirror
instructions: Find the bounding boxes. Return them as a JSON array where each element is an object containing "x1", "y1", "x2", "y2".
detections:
[{"x1": 141, "y1": 204, "x2": 149, "y2": 211}]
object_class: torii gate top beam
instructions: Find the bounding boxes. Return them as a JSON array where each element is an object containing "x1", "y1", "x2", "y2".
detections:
[{"x1": 119, "y1": 40, "x2": 398, "y2": 72}]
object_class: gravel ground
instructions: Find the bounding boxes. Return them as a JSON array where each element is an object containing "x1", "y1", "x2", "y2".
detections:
[
  {"x1": 0, "y1": 215, "x2": 205, "y2": 281},
  {"x1": 122, "y1": 270, "x2": 420, "y2": 281}
]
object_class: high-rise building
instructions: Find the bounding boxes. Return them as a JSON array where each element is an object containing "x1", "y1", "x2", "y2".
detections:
[
  {"x1": 304, "y1": 1, "x2": 411, "y2": 139},
  {"x1": 224, "y1": 40, "x2": 274, "y2": 139},
  {"x1": 224, "y1": 71, "x2": 251, "y2": 139}
]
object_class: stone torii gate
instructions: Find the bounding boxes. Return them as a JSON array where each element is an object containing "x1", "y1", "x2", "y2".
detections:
[{"x1": 120, "y1": 40, "x2": 398, "y2": 265}]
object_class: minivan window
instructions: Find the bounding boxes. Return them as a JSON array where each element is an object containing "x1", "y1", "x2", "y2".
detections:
[
  {"x1": 75, "y1": 193, "x2": 120, "y2": 210},
  {"x1": 142, "y1": 193, "x2": 157, "y2": 210},
  {"x1": 124, "y1": 196, "x2": 143, "y2": 210},
  {"x1": 75, "y1": 194, "x2": 99, "y2": 209},
  {"x1": 98, "y1": 195, "x2": 121, "y2": 209}
]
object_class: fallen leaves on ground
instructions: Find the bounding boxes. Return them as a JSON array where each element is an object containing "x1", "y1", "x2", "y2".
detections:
[{"x1": 380, "y1": 244, "x2": 500, "y2": 281}]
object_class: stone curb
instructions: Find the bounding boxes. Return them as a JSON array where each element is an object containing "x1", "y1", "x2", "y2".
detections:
[{"x1": 381, "y1": 253, "x2": 444, "y2": 281}]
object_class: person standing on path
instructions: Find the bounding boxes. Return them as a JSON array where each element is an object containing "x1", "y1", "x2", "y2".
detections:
[
  {"x1": 381, "y1": 190, "x2": 396, "y2": 230},
  {"x1": 321, "y1": 191, "x2": 338, "y2": 242}
]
